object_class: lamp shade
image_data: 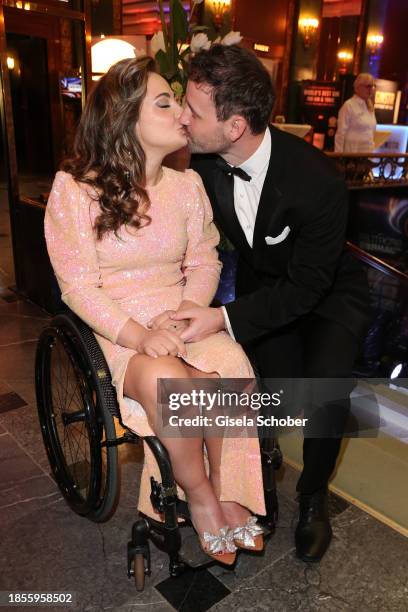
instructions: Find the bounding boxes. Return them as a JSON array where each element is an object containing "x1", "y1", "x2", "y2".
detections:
[{"x1": 91, "y1": 38, "x2": 136, "y2": 74}]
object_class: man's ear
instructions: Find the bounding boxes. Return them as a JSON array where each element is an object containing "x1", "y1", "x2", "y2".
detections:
[{"x1": 227, "y1": 115, "x2": 247, "y2": 142}]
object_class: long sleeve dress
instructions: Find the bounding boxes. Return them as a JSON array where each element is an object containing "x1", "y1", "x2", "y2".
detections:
[{"x1": 44, "y1": 167, "x2": 265, "y2": 519}]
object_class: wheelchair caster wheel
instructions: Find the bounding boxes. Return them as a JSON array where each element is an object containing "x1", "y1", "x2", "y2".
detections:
[
  {"x1": 133, "y1": 554, "x2": 146, "y2": 592},
  {"x1": 128, "y1": 536, "x2": 150, "y2": 592}
]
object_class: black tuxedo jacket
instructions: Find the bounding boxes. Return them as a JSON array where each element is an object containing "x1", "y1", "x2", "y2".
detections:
[{"x1": 191, "y1": 125, "x2": 369, "y2": 346}]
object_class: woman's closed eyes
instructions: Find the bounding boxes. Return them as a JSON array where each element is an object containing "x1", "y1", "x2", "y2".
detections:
[{"x1": 155, "y1": 93, "x2": 174, "y2": 108}]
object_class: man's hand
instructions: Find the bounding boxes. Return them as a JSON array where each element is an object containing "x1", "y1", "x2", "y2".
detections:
[
  {"x1": 148, "y1": 310, "x2": 176, "y2": 330},
  {"x1": 147, "y1": 310, "x2": 189, "y2": 335},
  {"x1": 170, "y1": 306, "x2": 225, "y2": 342},
  {"x1": 135, "y1": 328, "x2": 187, "y2": 359}
]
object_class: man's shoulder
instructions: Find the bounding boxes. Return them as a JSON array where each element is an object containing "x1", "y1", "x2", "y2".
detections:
[
  {"x1": 190, "y1": 154, "x2": 218, "y2": 176},
  {"x1": 190, "y1": 128, "x2": 342, "y2": 188},
  {"x1": 270, "y1": 125, "x2": 342, "y2": 186}
]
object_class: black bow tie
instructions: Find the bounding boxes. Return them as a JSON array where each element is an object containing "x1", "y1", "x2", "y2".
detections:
[{"x1": 216, "y1": 157, "x2": 252, "y2": 182}]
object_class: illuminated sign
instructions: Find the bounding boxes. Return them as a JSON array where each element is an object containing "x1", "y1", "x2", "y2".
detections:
[
  {"x1": 303, "y1": 85, "x2": 340, "y2": 107},
  {"x1": 375, "y1": 91, "x2": 396, "y2": 111},
  {"x1": 374, "y1": 79, "x2": 398, "y2": 123},
  {"x1": 253, "y1": 44, "x2": 270, "y2": 53}
]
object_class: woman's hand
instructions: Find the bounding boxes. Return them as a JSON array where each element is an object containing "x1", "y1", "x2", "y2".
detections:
[{"x1": 135, "y1": 327, "x2": 187, "y2": 359}]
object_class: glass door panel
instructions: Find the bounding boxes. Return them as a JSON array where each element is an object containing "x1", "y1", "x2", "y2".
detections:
[
  {"x1": 4, "y1": 7, "x2": 87, "y2": 201},
  {"x1": 0, "y1": 92, "x2": 15, "y2": 289},
  {"x1": 0, "y1": 2, "x2": 89, "y2": 310}
]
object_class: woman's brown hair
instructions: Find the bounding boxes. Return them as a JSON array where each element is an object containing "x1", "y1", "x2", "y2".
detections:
[{"x1": 62, "y1": 56, "x2": 156, "y2": 239}]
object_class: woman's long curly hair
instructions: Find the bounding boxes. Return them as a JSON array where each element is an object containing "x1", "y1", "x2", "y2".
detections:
[{"x1": 62, "y1": 56, "x2": 156, "y2": 240}]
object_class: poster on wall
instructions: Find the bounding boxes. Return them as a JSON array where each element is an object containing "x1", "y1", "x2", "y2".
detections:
[
  {"x1": 374, "y1": 79, "x2": 399, "y2": 124},
  {"x1": 299, "y1": 80, "x2": 342, "y2": 150}
]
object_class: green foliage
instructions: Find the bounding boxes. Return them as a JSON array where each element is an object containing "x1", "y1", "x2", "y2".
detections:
[
  {"x1": 170, "y1": 0, "x2": 189, "y2": 46},
  {"x1": 155, "y1": 0, "x2": 209, "y2": 99},
  {"x1": 155, "y1": 49, "x2": 171, "y2": 79}
]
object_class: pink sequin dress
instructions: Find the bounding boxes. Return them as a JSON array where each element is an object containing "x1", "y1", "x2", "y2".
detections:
[{"x1": 45, "y1": 167, "x2": 265, "y2": 518}]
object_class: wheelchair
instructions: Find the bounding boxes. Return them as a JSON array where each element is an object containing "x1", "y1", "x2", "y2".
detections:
[{"x1": 35, "y1": 309, "x2": 282, "y2": 591}]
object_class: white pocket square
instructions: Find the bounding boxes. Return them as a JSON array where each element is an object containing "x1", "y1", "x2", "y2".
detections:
[{"x1": 265, "y1": 226, "x2": 291, "y2": 245}]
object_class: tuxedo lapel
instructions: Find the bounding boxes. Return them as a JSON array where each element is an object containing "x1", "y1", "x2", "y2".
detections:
[
  {"x1": 214, "y1": 166, "x2": 252, "y2": 260},
  {"x1": 252, "y1": 166, "x2": 283, "y2": 254}
]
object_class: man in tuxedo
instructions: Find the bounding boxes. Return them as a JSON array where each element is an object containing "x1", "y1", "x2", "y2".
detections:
[{"x1": 170, "y1": 45, "x2": 369, "y2": 561}]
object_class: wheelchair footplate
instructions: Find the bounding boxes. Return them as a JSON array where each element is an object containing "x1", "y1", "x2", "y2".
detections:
[{"x1": 178, "y1": 526, "x2": 213, "y2": 567}]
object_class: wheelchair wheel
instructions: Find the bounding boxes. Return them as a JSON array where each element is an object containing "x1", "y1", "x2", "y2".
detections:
[
  {"x1": 133, "y1": 554, "x2": 145, "y2": 592},
  {"x1": 35, "y1": 311, "x2": 119, "y2": 522}
]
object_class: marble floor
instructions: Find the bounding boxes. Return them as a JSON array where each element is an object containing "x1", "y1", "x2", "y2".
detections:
[{"x1": 0, "y1": 288, "x2": 408, "y2": 611}]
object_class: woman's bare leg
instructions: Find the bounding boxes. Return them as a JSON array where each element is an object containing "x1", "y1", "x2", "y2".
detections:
[
  {"x1": 205, "y1": 438, "x2": 252, "y2": 527},
  {"x1": 124, "y1": 354, "x2": 227, "y2": 535},
  {"x1": 181, "y1": 364, "x2": 253, "y2": 528}
]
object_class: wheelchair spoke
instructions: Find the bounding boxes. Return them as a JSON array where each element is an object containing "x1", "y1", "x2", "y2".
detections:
[
  {"x1": 63, "y1": 416, "x2": 91, "y2": 466},
  {"x1": 52, "y1": 375, "x2": 68, "y2": 421},
  {"x1": 55, "y1": 341, "x2": 67, "y2": 408},
  {"x1": 57, "y1": 338, "x2": 73, "y2": 408},
  {"x1": 70, "y1": 423, "x2": 90, "y2": 466},
  {"x1": 53, "y1": 343, "x2": 82, "y2": 416},
  {"x1": 47, "y1": 339, "x2": 94, "y2": 497},
  {"x1": 36, "y1": 314, "x2": 119, "y2": 520},
  {"x1": 63, "y1": 422, "x2": 79, "y2": 473},
  {"x1": 64, "y1": 380, "x2": 83, "y2": 417},
  {"x1": 51, "y1": 345, "x2": 65, "y2": 415},
  {"x1": 52, "y1": 346, "x2": 84, "y2": 421},
  {"x1": 62, "y1": 420, "x2": 92, "y2": 494}
]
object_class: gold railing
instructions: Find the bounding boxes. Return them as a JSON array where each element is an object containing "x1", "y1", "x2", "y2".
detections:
[{"x1": 326, "y1": 153, "x2": 408, "y2": 189}]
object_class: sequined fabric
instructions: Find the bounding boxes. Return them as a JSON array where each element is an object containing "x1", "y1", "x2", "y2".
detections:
[{"x1": 45, "y1": 167, "x2": 265, "y2": 519}]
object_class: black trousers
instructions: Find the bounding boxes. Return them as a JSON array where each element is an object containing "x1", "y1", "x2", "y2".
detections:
[{"x1": 249, "y1": 313, "x2": 360, "y2": 495}]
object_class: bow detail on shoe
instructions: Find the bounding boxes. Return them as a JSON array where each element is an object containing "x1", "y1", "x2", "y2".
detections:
[
  {"x1": 202, "y1": 526, "x2": 237, "y2": 554},
  {"x1": 232, "y1": 516, "x2": 264, "y2": 548}
]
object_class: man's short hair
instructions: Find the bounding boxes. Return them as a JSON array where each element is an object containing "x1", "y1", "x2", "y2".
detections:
[{"x1": 188, "y1": 44, "x2": 275, "y2": 134}]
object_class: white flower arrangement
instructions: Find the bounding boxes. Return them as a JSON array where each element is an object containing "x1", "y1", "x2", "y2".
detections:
[{"x1": 152, "y1": 0, "x2": 242, "y2": 100}]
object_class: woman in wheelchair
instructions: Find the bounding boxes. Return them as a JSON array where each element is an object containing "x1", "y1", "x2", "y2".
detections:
[{"x1": 44, "y1": 57, "x2": 265, "y2": 565}]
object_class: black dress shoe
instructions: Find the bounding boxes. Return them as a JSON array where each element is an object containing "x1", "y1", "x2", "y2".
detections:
[{"x1": 295, "y1": 489, "x2": 332, "y2": 562}]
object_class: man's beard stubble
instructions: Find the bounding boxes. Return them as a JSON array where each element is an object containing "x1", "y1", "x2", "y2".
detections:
[{"x1": 185, "y1": 129, "x2": 230, "y2": 155}]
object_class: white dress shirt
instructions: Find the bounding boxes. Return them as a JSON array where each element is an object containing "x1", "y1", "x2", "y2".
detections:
[
  {"x1": 220, "y1": 129, "x2": 272, "y2": 338},
  {"x1": 335, "y1": 95, "x2": 377, "y2": 152}
]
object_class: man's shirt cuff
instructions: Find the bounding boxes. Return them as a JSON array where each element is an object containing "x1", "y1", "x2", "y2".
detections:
[{"x1": 221, "y1": 306, "x2": 236, "y2": 340}]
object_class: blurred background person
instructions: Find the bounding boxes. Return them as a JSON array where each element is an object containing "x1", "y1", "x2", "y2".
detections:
[{"x1": 335, "y1": 73, "x2": 377, "y2": 152}]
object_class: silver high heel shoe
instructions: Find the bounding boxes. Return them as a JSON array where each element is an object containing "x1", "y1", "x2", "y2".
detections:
[
  {"x1": 199, "y1": 526, "x2": 237, "y2": 565},
  {"x1": 231, "y1": 516, "x2": 264, "y2": 551}
]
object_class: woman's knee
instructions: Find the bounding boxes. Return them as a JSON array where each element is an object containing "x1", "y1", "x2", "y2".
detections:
[
  {"x1": 220, "y1": 335, "x2": 252, "y2": 371},
  {"x1": 125, "y1": 355, "x2": 190, "y2": 402}
]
